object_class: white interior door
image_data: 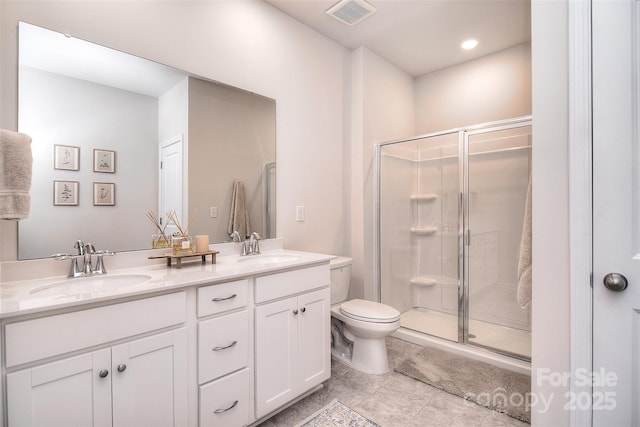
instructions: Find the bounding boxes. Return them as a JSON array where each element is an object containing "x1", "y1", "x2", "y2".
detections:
[
  {"x1": 159, "y1": 135, "x2": 183, "y2": 235},
  {"x1": 593, "y1": 0, "x2": 640, "y2": 424}
]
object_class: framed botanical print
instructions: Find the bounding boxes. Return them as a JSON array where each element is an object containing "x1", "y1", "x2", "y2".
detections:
[
  {"x1": 93, "y1": 149, "x2": 115, "y2": 173},
  {"x1": 53, "y1": 145, "x2": 80, "y2": 171},
  {"x1": 93, "y1": 182, "x2": 115, "y2": 206},
  {"x1": 53, "y1": 180, "x2": 79, "y2": 206}
]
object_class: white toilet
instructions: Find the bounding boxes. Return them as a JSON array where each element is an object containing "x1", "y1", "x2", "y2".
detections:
[{"x1": 330, "y1": 256, "x2": 400, "y2": 374}]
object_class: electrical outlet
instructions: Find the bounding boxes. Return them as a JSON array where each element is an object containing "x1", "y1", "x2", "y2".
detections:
[
  {"x1": 210, "y1": 207, "x2": 218, "y2": 218},
  {"x1": 296, "y1": 205, "x2": 305, "y2": 222}
]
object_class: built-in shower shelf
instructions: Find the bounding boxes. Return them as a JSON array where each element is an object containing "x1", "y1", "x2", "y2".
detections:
[
  {"x1": 409, "y1": 276, "x2": 437, "y2": 287},
  {"x1": 410, "y1": 194, "x2": 438, "y2": 202},
  {"x1": 410, "y1": 226, "x2": 438, "y2": 235}
]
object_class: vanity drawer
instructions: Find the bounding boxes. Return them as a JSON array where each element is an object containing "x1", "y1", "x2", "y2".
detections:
[
  {"x1": 5, "y1": 292, "x2": 186, "y2": 368},
  {"x1": 198, "y1": 310, "x2": 249, "y2": 384},
  {"x1": 197, "y1": 279, "x2": 248, "y2": 317},
  {"x1": 254, "y1": 264, "x2": 330, "y2": 304},
  {"x1": 199, "y1": 368, "x2": 249, "y2": 427}
]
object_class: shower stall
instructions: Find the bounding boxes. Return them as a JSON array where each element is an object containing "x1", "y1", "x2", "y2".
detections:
[{"x1": 375, "y1": 116, "x2": 532, "y2": 362}]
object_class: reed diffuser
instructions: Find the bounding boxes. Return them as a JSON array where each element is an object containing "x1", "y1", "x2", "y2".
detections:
[
  {"x1": 167, "y1": 209, "x2": 198, "y2": 255},
  {"x1": 146, "y1": 211, "x2": 170, "y2": 249}
]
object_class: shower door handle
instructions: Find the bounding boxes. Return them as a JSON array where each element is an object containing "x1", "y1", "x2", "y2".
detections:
[{"x1": 603, "y1": 272, "x2": 628, "y2": 292}]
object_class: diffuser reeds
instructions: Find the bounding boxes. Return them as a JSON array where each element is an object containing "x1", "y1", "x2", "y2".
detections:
[{"x1": 146, "y1": 211, "x2": 170, "y2": 249}]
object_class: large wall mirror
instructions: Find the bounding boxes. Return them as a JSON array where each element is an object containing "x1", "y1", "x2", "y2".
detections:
[{"x1": 18, "y1": 22, "x2": 276, "y2": 260}]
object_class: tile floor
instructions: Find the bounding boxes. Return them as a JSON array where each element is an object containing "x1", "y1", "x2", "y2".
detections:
[{"x1": 257, "y1": 336, "x2": 530, "y2": 427}]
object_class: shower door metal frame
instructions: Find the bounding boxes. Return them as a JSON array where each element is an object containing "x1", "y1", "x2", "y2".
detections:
[{"x1": 375, "y1": 115, "x2": 532, "y2": 358}]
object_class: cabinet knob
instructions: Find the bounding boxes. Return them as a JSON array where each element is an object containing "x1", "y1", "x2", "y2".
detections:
[
  {"x1": 98, "y1": 369, "x2": 109, "y2": 378},
  {"x1": 117, "y1": 364, "x2": 127, "y2": 373},
  {"x1": 292, "y1": 309, "x2": 299, "y2": 315},
  {"x1": 301, "y1": 307, "x2": 306, "y2": 313}
]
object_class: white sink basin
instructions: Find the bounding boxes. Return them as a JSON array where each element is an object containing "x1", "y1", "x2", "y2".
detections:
[
  {"x1": 29, "y1": 274, "x2": 153, "y2": 296},
  {"x1": 238, "y1": 254, "x2": 301, "y2": 266}
]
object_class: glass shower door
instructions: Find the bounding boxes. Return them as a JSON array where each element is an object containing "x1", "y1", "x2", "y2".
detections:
[
  {"x1": 465, "y1": 124, "x2": 532, "y2": 359},
  {"x1": 378, "y1": 131, "x2": 460, "y2": 342}
]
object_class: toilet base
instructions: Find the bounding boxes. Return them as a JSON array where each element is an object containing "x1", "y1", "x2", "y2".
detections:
[{"x1": 331, "y1": 334, "x2": 390, "y2": 375}]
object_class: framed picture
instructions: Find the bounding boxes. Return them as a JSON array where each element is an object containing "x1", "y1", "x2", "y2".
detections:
[
  {"x1": 53, "y1": 145, "x2": 80, "y2": 171},
  {"x1": 93, "y1": 182, "x2": 115, "y2": 206},
  {"x1": 53, "y1": 180, "x2": 79, "y2": 206},
  {"x1": 93, "y1": 149, "x2": 115, "y2": 173}
]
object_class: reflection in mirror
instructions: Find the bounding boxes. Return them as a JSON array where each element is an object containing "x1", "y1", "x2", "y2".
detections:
[{"x1": 17, "y1": 22, "x2": 276, "y2": 260}]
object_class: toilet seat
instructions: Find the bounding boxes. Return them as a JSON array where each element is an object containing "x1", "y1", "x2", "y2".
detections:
[{"x1": 340, "y1": 299, "x2": 400, "y2": 323}]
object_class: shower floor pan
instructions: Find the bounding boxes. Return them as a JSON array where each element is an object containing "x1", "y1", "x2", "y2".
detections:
[{"x1": 400, "y1": 308, "x2": 531, "y2": 359}]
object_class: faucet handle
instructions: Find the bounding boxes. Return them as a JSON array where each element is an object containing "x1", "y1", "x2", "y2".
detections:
[
  {"x1": 250, "y1": 232, "x2": 261, "y2": 254},
  {"x1": 230, "y1": 231, "x2": 241, "y2": 242},
  {"x1": 92, "y1": 250, "x2": 115, "y2": 275},
  {"x1": 74, "y1": 240, "x2": 85, "y2": 255},
  {"x1": 84, "y1": 243, "x2": 96, "y2": 254}
]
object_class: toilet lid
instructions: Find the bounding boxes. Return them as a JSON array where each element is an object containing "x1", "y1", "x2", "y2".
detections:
[{"x1": 340, "y1": 299, "x2": 400, "y2": 323}]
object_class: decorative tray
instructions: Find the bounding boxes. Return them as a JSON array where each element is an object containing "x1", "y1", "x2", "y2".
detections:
[{"x1": 149, "y1": 250, "x2": 220, "y2": 268}]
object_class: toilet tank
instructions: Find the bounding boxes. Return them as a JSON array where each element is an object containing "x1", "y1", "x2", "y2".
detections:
[{"x1": 330, "y1": 256, "x2": 352, "y2": 304}]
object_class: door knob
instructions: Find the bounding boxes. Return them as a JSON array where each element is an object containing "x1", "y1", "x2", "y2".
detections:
[{"x1": 603, "y1": 272, "x2": 628, "y2": 292}]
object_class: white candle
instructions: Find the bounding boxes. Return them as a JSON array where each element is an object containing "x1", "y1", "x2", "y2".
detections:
[{"x1": 195, "y1": 235, "x2": 209, "y2": 253}]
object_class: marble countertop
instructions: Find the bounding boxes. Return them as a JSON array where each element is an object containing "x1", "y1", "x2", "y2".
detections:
[{"x1": 0, "y1": 249, "x2": 333, "y2": 319}]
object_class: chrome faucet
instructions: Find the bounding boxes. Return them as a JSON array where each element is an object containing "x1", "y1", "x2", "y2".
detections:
[
  {"x1": 240, "y1": 232, "x2": 261, "y2": 256},
  {"x1": 230, "y1": 230, "x2": 241, "y2": 242},
  {"x1": 53, "y1": 241, "x2": 115, "y2": 278}
]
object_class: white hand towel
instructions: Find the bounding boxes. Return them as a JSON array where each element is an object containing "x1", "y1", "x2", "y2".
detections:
[
  {"x1": 517, "y1": 175, "x2": 532, "y2": 308},
  {"x1": 0, "y1": 129, "x2": 33, "y2": 220},
  {"x1": 227, "y1": 180, "x2": 252, "y2": 239}
]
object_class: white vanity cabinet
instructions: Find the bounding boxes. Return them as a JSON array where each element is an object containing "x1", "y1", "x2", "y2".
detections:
[
  {"x1": 0, "y1": 252, "x2": 334, "y2": 427},
  {"x1": 254, "y1": 265, "x2": 331, "y2": 419},
  {"x1": 4, "y1": 292, "x2": 188, "y2": 427},
  {"x1": 197, "y1": 280, "x2": 250, "y2": 427}
]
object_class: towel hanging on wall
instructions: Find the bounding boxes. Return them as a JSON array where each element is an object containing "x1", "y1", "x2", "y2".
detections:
[
  {"x1": 227, "y1": 180, "x2": 252, "y2": 239},
  {"x1": 516, "y1": 174, "x2": 532, "y2": 308},
  {"x1": 0, "y1": 129, "x2": 33, "y2": 220}
]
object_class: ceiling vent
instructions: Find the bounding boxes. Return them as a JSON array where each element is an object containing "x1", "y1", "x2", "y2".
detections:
[{"x1": 327, "y1": 0, "x2": 377, "y2": 26}]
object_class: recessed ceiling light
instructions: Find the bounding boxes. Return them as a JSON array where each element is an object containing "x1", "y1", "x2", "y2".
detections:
[
  {"x1": 327, "y1": 0, "x2": 377, "y2": 26},
  {"x1": 461, "y1": 39, "x2": 479, "y2": 50}
]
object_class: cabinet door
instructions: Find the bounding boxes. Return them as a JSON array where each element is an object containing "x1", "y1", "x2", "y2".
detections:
[
  {"x1": 297, "y1": 287, "x2": 331, "y2": 392},
  {"x1": 111, "y1": 328, "x2": 188, "y2": 427},
  {"x1": 7, "y1": 348, "x2": 112, "y2": 427},
  {"x1": 255, "y1": 297, "x2": 298, "y2": 418}
]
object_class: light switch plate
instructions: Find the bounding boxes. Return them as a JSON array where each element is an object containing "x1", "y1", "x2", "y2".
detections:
[
  {"x1": 296, "y1": 206, "x2": 305, "y2": 222},
  {"x1": 210, "y1": 207, "x2": 218, "y2": 218}
]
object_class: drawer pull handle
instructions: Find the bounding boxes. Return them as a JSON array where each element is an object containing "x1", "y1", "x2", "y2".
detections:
[
  {"x1": 98, "y1": 369, "x2": 109, "y2": 378},
  {"x1": 301, "y1": 307, "x2": 306, "y2": 313},
  {"x1": 117, "y1": 364, "x2": 127, "y2": 373},
  {"x1": 212, "y1": 340, "x2": 238, "y2": 351},
  {"x1": 214, "y1": 400, "x2": 239, "y2": 414},
  {"x1": 212, "y1": 294, "x2": 237, "y2": 302}
]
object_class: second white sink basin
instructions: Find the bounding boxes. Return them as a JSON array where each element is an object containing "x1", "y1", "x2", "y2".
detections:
[
  {"x1": 237, "y1": 254, "x2": 301, "y2": 266},
  {"x1": 29, "y1": 274, "x2": 153, "y2": 296}
]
